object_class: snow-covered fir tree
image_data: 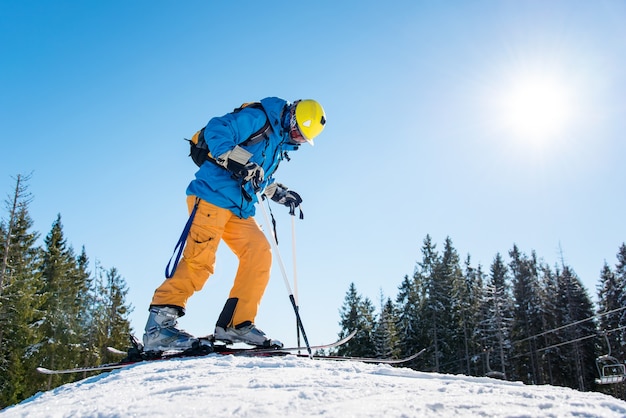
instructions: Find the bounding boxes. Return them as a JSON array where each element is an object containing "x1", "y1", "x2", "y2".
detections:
[
  {"x1": 480, "y1": 253, "x2": 513, "y2": 379},
  {"x1": 536, "y1": 263, "x2": 559, "y2": 385},
  {"x1": 89, "y1": 264, "x2": 133, "y2": 365},
  {"x1": 597, "y1": 246, "x2": 626, "y2": 362},
  {"x1": 597, "y1": 243, "x2": 626, "y2": 399},
  {"x1": 552, "y1": 264, "x2": 596, "y2": 390},
  {"x1": 508, "y1": 246, "x2": 544, "y2": 384},
  {"x1": 372, "y1": 295, "x2": 399, "y2": 359},
  {"x1": 394, "y1": 274, "x2": 421, "y2": 363},
  {"x1": 463, "y1": 258, "x2": 489, "y2": 377},
  {"x1": 34, "y1": 216, "x2": 89, "y2": 390},
  {"x1": 337, "y1": 282, "x2": 376, "y2": 357},
  {"x1": 413, "y1": 235, "x2": 442, "y2": 372},
  {"x1": 597, "y1": 262, "x2": 621, "y2": 350},
  {"x1": 614, "y1": 244, "x2": 626, "y2": 359},
  {"x1": 0, "y1": 174, "x2": 41, "y2": 408}
]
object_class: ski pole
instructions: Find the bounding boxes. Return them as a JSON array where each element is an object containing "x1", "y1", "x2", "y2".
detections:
[
  {"x1": 291, "y1": 211, "x2": 301, "y2": 351},
  {"x1": 256, "y1": 192, "x2": 312, "y2": 358}
]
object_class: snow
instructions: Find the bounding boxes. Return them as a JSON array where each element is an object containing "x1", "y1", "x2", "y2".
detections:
[{"x1": 3, "y1": 355, "x2": 626, "y2": 418}]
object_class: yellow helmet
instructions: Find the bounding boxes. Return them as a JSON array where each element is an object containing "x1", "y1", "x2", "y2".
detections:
[{"x1": 293, "y1": 99, "x2": 326, "y2": 145}]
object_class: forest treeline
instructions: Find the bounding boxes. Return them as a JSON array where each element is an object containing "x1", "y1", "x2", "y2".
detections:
[
  {"x1": 0, "y1": 175, "x2": 133, "y2": 408},
  {"x1": 336, "y1": 234, "x2": 626, "y2": 400},
  {"x1": 2, "y1": 174, "x2": 625, "y2": 408}
]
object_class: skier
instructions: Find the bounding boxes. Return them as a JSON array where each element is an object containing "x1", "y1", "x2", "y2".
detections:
[{"x1": 143, "y1": 97, "x2": 326, "y2": 353}]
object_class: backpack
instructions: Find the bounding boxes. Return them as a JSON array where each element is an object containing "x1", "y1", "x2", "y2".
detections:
[{"x1": 187, "y1": 102, "x2": 272, "y2": 167}]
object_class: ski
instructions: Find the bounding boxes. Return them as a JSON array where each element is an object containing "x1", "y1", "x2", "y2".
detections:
[
  {"x1": 306, "y1": 348, "x2": 426, "y2": 364},
  {"x1": 37, "y1": 331, "x2": 358, "y2": 375},
  {"x1": 36, "y1": 347, "x2": 424, "y2": 375},
  {"x1": 36, "y1": 342, "x2": 422, "y2": 375},
  {"x1": 37, "y1": 363, "x2": 134, "y2": 375},
  {"x1": 105, "y1": 329, "x2": 357, "y2": 357},
  {"x1": 211, "y1": 329, "x2": 358, "y2": 355}
]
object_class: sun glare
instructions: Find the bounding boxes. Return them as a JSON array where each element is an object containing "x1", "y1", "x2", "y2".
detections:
[{"x1": 497, "y1": 72, "x2": 575, "y2": 146}]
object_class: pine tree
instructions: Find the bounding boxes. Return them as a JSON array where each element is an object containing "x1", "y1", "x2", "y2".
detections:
[
  {"x1": 481, "y1": 253, "x2": 513, "y2": 379},
  {"x1": 464, "y1": 258, "x2": 488, "y2": 377},
  {"x1": 508, "y1": 246, "x2": 544, "y2": 384},
  {"x1": 439, "y1": 238, "x2": 470, "y2": 374},
  {"x1": 614, "y1": 244, "x2": 626, "y2": 361},
  {"x1": 372, "y1": 295, "x2": 399, "y2": 358},
  {"x1": 66, "y1": 246, "x2": 94, "y2": 376},
  {"x1": 552, "y1": 265, "x2": 596, "y2": 391},
  {"x1": 413, "y1": 235, "x2": 444, "y2": 372},
  {"x1": 597, "y1": 262, "x2": 620, "y2": 345},
  {"x1": 0, "y1": 174, "x2": 41, "y2": 408},
  {"x1": 337, "y1": 283, "x2": 376, "y2": 357},
  {"x1": 395, "y1": 274, "x2": 421, "y2": 363},
  {"x1": 32, "y1": 215, "x2": 86, "y2": 390},
  {"x1": 537, "y1": 264, "x2": 561, "y2": 386},
  {"x1": 90, "y1": 265, "x2": 133, "y2": 364},
  {"x1": 596, "y1": 244, "x2": 626, "y2": 399}
]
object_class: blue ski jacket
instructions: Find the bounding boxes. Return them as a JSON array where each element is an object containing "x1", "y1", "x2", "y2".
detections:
[{"x1": 186, "y1": 97, "x2": 300, "y2": 218}]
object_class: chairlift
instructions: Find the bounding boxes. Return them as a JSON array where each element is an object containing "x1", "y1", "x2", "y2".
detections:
[
  {"x1": 595, "y1": 333, "x2": 626, "y2": 385},
  {"x1": 484, "y1": 349, "x2": 506, "y2": 381}
]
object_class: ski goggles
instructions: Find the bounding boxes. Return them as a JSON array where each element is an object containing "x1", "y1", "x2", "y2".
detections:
[
  {"x1": 288, "y1": 106, "x2": 308, "y2": 145},
  {"x1": 289, "y1": 123, "x2": 307, "y2": 144}
]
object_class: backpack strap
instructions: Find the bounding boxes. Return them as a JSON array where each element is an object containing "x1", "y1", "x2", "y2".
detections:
[
  {"x1": 233, "y1": 102, "x2": 273, "y2": 146},
  {"x1": 186, "y1": 103, "x2": 273, "y2": 168},
  {"x1": 164, "y1": 197, "x2": 201, "y2": 278}
]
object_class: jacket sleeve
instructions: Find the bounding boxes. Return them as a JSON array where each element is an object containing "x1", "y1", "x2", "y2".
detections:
[{"x1": 203, "y1": 108, "x2": 267, "y2": 160}]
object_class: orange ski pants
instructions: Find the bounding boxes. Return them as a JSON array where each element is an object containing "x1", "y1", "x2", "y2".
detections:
[{"x1": 150, "y1": 196, "x2": 272, "y2": 327}]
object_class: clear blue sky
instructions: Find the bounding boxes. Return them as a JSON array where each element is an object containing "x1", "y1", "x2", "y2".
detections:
[{"x1": 2, "y1": 1, "x2": 625, "y2": 347}]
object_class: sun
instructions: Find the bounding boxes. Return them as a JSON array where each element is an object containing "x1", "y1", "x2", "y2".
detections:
[{"x1": 497, "y1": 71, "x2": 575, "y2": 146}]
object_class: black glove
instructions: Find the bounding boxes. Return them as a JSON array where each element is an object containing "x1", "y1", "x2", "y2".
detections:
[
  {"x1": 265, "y1": 183, "x2": 302, "y2": 211},
  {"x1": 237, "y1": 162, "x2": 264, "y2": 192},
  {"x1": 217, "y1": 146, "x2": 264, "y2": 192}
]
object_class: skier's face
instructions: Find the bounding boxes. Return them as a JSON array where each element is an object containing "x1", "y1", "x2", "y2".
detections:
[
  {"x1": 287, "y1": 106, "x2": 307, "y2": 145},
  {"x1": 289, "y1": 122, "x2": 307, "y2": 144}
]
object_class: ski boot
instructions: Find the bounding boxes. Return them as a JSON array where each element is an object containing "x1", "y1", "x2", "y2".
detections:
[
  {"x1": 143, "y1": 306, "x2": 211, "y2": 355},
  {"x1": 214, "y1": 322, "x2": 283, "y2": 348}
]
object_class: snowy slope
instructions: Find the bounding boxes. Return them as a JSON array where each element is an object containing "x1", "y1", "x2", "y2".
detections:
[{"x1": 2, "y1": 355, "x2": 626, "y2": 418}]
